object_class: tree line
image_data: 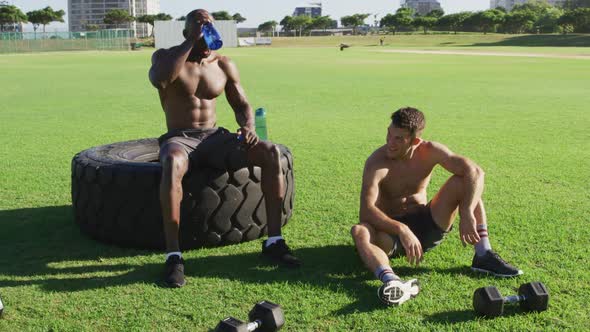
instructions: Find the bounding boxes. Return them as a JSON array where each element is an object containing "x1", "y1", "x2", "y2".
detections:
[
  {"x1": 378, "y1": 2, "x2": 590, "y2": 35},
  {"x1": 0, "y1": 5, "x2": 246, "y2": 34},
  {"x1": 0, "y1": 5, "x2": 64, "y2": 33},
  {"x1": 1, "y1": 2, "x2": 588, "y2": 35},
  {"x1": 264, "y1": 1, "x2": 590, "y2": 36}
]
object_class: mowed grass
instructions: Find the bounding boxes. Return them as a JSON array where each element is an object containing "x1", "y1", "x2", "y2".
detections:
[
  {"x1": 0, "y1": 37, "x2": 589, "y2": 331},
  {"x1": 270, "y1": 34, "x2": 590, "y2": 54}
]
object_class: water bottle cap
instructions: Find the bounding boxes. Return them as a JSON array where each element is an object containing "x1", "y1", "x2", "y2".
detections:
[{"x1": 255, "y1": 108, "x2": 266, "y2": 116}]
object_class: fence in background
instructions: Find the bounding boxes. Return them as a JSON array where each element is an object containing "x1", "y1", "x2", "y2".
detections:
[{"x1": 0, "y1": 29, "x2": 133, "y2": 54}]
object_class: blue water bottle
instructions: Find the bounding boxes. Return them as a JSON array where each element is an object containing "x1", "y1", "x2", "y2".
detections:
[
  {"x1": 255, "y1": 108, "x2": 268, "y2": 141},
  {"x1": 202, "y1": 23, "x2": 223, "y2": 50}
]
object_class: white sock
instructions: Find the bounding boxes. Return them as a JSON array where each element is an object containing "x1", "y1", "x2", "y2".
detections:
[
  {"x1": 374, "y1": 265, "x2": 400, "y2": 283},
  {"x1": 265, "y1": 236, "x2": 284, "y2": 247},
  {"x1": 166, "y1": 251, "x2": 182, "y2": 260},
  {"x1": 474, "y1": 224, "x2": 492, "y2": 256}
]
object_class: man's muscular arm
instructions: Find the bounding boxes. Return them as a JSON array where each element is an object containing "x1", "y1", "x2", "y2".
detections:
[
  {"x1": 430, "y1": 141, "x2": 484, "y2": 245},
  {"x1": 148, "y1": 40, "x2": 194, "y2": 90},
  {"x1": 220, "y1": 57, "x2": 257, "y2": 146},
  {"x1": 359, "y1": 153, "x2": 423, "y2": 265},
  {"x1": 359, "y1": 159, "x2": 403, "y2": 234}
]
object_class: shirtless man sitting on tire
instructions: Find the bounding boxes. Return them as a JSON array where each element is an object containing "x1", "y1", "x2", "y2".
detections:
[{"x1": 149, "y1": 9, "x2": 301, "y2": 288}]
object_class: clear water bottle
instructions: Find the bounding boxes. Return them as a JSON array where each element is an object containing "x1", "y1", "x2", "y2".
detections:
[
  {"x1": 202, "y1": 23, "x2": 223, "y2": 50},
  {"x1": 255, "y1": 108, "x2": 268, "y2": 141}
]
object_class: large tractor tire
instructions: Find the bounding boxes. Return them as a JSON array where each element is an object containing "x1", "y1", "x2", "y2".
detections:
[{"x1": 71, "y1": 138, "x2": 294, "y2": 250}]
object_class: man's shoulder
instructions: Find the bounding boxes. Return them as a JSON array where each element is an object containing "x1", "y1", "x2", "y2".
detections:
[
  {"x1": 363, "y1": 147, "x2": 390, "y2": 184},
  {"x1": 215, "y1": 54, "x2": 240, "y2": 81},
  {"x1": 365, "y1": 146, "x2": 388, "y2": 168},
  {"x1": 153, "y1": 44, "x2": 187, "y2": 55},
  {"x1": 216, "y1": 53, "x2": 234, "y2": 69},
  {"x1": 414, "y1": 140, "x2": 455, "y2": 164},
  {"x1": 416, "y1": 139, "x2": 445, "y2": 154},
  {"x1": 151, "y1": 47, "x2": 174, "y2": 62}
]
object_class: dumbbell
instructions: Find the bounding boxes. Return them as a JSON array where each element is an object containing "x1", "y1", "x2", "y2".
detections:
[
  {"x1": 473, "y1": 281, "x2": 549, "y2": 317},
  {"x1": 215, "y1": 300, "x2": 284, "y2": 332}
]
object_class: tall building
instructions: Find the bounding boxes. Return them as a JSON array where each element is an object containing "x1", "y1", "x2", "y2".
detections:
[
  {"x1": 134, "y1": 0, "x2": 160, "y2": 37},
  {"x1": 401, "y1": 0, "x2": 442, "y2": 16},
  {"x1": 68, "y1": 0, "x2": 160, "y2": 37},
  {"x1": 490, "y1": 0, "x2": 565, "y2": 11},
  {"x1": 293, "y1": 2, "x2": 322, "y2": 18}
]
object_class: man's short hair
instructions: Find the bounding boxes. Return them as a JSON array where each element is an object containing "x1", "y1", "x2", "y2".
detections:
[
  {"x1": 391, "y1": 107, "x2": 425, "y2": 138},
  {"x1": 185, "y1": 9, "x2": 212, "y2": 30}
]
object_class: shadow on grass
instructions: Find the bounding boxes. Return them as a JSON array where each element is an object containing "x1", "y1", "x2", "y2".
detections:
[
  {"x1": 0, "y1": 205, "x2": 487, "y2": 316},
  {"x1": 424, "y1": 306, "x2": 527, "y2": 324},
  {"x1": 0, "y1": 205, "x2": 384, "y2": 313},
  {"x1": 424, "y1": 309, "x2": 476, "y2": 324},
  {"x1": 0, "y1": 205, "x2": 158, "y2": 292},
  {"x1": 470, "y1": 34, "x2": 590, "y2": 47}
]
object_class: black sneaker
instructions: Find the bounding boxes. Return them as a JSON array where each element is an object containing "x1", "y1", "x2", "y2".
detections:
[
  {"x1": 164, "y1": 255, "x2": 186, "y2": 288},
  {"x1": 378, "y1": 279, "x2": 420, "y2": 306},
  {"x1": 471, "y1": 250, "x2": 523, "y2": 277},
  {"x1": 261, "y1": 239, "x2": 301, "y2": 268}
]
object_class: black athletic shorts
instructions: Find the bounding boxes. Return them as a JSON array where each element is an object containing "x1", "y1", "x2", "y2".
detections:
[
  {"x1": 388, "y1": 203, "x2": 450, "y2": 258},
  {"x1": 158, "y1": 127, "x2": 248, "y2": 169}
]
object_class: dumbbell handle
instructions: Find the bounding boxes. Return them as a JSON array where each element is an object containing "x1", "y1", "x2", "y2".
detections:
[
  {"x1": 504, "y1": 295, "x2": 526, "y2": 303},
  {"x1": 246, "y1": 319, "x2": 262, "y2": 331}
]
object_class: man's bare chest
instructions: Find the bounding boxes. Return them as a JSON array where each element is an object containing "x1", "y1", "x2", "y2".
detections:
[
  {"x1": 175, "y1": 63, "x2": 227, "y2": 99},
  {"x1": 379, "y1": 163, "x2": 434, "y2": 197}
]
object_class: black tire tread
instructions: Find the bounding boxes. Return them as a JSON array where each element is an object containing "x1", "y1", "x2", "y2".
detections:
[{"x1": 71, "y1": 138, "x2": 294, "y2": 250}]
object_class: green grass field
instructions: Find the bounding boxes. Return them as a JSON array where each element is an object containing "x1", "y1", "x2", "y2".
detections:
[{"x1": 1, "y1": 35, "x2": 589, "y2": 331}]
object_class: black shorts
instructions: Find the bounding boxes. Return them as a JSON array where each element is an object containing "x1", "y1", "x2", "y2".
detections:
[
  {"x1": 388, "y1": 203, "x2": 450, "y2": 258},
  {"x1": 158, "y1": 127, "x2": 248, "y2": 169}
]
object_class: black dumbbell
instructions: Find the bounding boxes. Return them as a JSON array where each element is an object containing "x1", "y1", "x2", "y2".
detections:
[
  {"x1": 216, "y1": 300, "x2": 284, "y2": 332},
  {"x1": 473, "y1": 281, "x2": 549, "y2": 317}
]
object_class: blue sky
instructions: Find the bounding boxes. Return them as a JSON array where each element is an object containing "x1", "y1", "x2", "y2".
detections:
[{"x1": 9, "y1": 0, "x2": 490, "y2": 32}]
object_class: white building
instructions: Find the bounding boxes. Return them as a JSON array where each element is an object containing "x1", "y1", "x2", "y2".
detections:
[
  {"x1": 490, "y1": 0, "x2": 566, "y2": 11},
  {"x1": 401, "y1": 0, "x2": 442, "y2": 16},
  {"x1": 154, "y1": 20, "x2": 238, "y2": 49},
  {"x1": 68, "y1": 0, "x2": 160, "y2": 37},
  {"x1": 293, "y1": 2, "x2": 322, "y2": 18}
]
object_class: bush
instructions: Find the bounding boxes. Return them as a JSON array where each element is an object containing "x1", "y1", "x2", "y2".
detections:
[{"x1": 137, "y1": 37, "x2": 154, "y2": 47}]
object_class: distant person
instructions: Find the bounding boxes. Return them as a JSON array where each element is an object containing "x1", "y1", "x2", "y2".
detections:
[
  {"x1": 380, "y1": 37, "x2": 384, "y2": 46},
  {"x1": 149, "y1": 9, "x2": 301, "y2": 288},
  {"x1": 351, "y1": 107, "x2": 523, "y2": 306}
]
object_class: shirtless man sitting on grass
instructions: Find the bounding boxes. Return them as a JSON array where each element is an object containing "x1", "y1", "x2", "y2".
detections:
[{"x1": 351, "y1": 107, "x2": 522, "y2": 306}]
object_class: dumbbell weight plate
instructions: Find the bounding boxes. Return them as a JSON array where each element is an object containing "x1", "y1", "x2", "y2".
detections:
[
  {"x1": 518, "y1": 282, "x2": 549, "y2": 312},
  {"x1": 473, "y1": 286, "x2": 504, "y2": 317},
  {"x1": 248, "y1": 301, "x2": 285, "y2": 332}
]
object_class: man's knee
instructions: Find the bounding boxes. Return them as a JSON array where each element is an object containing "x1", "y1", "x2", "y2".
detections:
[
  {"x1": 451, "y1": 167, "x2": 485, "y2": 186},
  {"x1": 447, "y1": 169, "x2": 484, "y2": 196},
  {"x1": 445, "y1": 174, "x2": 468, "y2": 198},
  {"x1": 160, "y1": 148, "x2": 189, "y2": 179},
  {"x1": 253, "y1": 142, "x2": 281, "y2": 170},
  {"x1": 351, "y1": 223, "x2": 373, "y2": 241}
]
